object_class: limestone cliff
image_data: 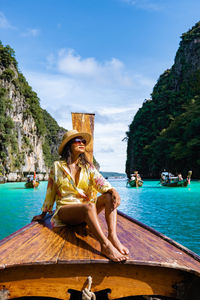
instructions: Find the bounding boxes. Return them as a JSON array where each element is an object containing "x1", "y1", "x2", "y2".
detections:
[
  {"x1": 0, "y1": 43, "x2": 66, "y2": 181},
  {"x1": 126, "y1": 21, "x2": 200, "y2": 178}
]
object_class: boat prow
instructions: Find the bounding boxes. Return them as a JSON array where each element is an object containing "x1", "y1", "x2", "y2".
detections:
[
  {"x1": 127, "y1": 171, "x2": 143, "y2": 188},
  {"x1": 0, "y1": 211, "x2": 200, "y2": 299}
]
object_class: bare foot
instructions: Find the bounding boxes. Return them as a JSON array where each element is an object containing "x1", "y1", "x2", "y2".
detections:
[
  {"x1": 108, "y1": 235, "x2": 129, "y2": 255},
  {"x1": 101, "y1": 241, "x2": 128, "y2": 262}
]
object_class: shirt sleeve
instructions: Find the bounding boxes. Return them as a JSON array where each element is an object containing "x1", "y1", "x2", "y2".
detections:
[
  {"x1": 42, "y1": 165, "x2": 56, "y2": 213},
  {"x1": 89, "y1": 165, "x2": 112, "y2": 194}
]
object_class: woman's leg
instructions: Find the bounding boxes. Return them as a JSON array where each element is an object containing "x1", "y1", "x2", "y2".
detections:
[
  {"x1": 57, "y1": 203, "x2": 128, "y2": 262},
  {"x1": 96, "y1": 193, "x2": 129, "y2": 255}
]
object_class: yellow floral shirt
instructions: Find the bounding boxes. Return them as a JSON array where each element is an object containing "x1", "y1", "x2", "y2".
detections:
[{"x1": 42, "y1": 160, "x2": 112, "y2": 227}]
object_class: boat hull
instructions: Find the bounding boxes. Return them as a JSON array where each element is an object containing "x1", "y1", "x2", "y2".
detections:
[
  {"x1": 128, "y1": 180, "x2": 143, "y2": 187},
  {"x1": 0, "y1": 211, "x2": 200, "y2": 299},
  {"x1": 1, "y1": 262, "x2": 199, "y2": 299},
  {"x1": 25, "y1": 181, "x2": 39, "y2": 188},
  {"x1": 161, "y1": 179, "x2": 188, "y2": 187}
]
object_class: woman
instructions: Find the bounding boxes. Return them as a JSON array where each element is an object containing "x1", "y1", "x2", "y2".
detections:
[{"x1": 32, "y1": 130, "x2": 129, "y2": 262}]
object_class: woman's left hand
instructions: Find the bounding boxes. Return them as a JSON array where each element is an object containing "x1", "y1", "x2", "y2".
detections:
[{"x1": 108, "y1": 188, "x2": 121, "y2": 209}]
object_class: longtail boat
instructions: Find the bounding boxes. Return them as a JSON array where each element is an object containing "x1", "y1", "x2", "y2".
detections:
[
  {"x1": 0, "y1": 114, "x2": 199, "y2": 299},
  {"x1": 0, "y1": 211, "x2": 200, "y2": 299},
  {"x1": 25, "y1": 180, "x2": 40, "y2": 188},
  {"x1": 127, "y1": 171, "x2": 143, "y2": 188},
  {"x1": 160, "y1": 171, "x2": 192, "y2": 187},
  {"x1": 25, "y1": 174, "x2": 40, "y2": 188},
  {"x1": 127, "y1": 178, "x2": 143, "y2": 188}
]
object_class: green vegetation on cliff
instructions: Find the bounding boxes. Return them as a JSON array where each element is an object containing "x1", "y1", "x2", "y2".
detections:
[
  {"x1": 126, "y1": 22, "x2": 200, "y2": 178},
  {"x1": 0, "y1": 42, "x2": 46, "y2": 136},
  {"x1": 0, "y1": 88, "x2": 14, "y2": 160},
  {"x1": 14, "y1": 73, "x2": 46, "y2": 136},
  {"x1": 0, "y1": 42, "x2": 66, "y2": 171},
  {"x1": 42, "y1": 109, "x2": 66, "y2": 167}
]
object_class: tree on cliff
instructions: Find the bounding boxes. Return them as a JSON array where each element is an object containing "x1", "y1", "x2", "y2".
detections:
[
  {"x1": 0, "y1": 42, "x2": 66, "y2": 173},
  {"x1": 126, "y1": 21, "x2": 200, "y2": 178}
]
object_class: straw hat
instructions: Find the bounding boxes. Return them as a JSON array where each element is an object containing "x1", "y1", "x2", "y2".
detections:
[{"x1": 58, "y1": 129, "x2": 91, "y2": 155}]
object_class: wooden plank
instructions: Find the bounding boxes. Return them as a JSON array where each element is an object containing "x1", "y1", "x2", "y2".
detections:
[
  {"x1": 58, "y1": 223, "x2": 106, "y2": 263},
  {"x1": 119, "y1": 211, "x2": 200, "y2": 262},
  {"x1": 0, "y1": 223, "x2": 66, "y2": 268},
  {"x1": 71, "y1": 112, "x2": 95, "y2": 163},
  {"x1": 0, "y1": 222, "x2": 36, "y2": 247},
  {"x1": 116, "y1": 212, "x2": 200, "y2": 274}
]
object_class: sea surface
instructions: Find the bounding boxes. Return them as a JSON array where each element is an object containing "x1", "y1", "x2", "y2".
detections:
[{"x1": 0, "y1": 179, "x2": 199, "y2": 255}]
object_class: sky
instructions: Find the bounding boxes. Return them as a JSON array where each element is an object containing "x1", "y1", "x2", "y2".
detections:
[{"x1": 0, "y1": 0, "x2": 200, "y2": 173}]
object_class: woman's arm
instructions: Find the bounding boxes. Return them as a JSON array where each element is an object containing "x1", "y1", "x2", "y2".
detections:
[
  {"x1": 89, "y1": 165, "x2": 112, "y2": 193},
  {"x1": 32, "y1": 164, "x2": 56, "y2": 221},
  {"x1": 88, "y1": 165, "x2": 121, "y2": 208}
]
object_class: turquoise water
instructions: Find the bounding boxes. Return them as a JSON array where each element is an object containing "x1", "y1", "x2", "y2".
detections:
[{"x1": 0, "y1": 180, "x2": 199, "y2": 255}]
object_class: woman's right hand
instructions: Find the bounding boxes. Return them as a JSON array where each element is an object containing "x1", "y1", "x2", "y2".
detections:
[{"x1": 32, "y1": 212, "x2": 46, "y2": 222}]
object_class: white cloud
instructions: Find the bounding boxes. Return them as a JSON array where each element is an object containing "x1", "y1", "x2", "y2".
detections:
[
  {"x1": 58, "y1": 48, "x2": 100, "y2": 76},
  {"x1": 122, "y1": 0, "x2": 162, "y2": 11},
  {"x1": 21, "y1": 28, "x2": 40, "y2": 37},
  {"x1": 93, "y1": 122, "x2": 129, "y2": 172},
  {"x1": 98, "y1": 147, "x2": 114, "y2": 153},
  {"x1": 23, "y1": 50, "x2": 155, "y2": 172},
  {"x1": 0, "y1": 11, "x2": 15, "y2": 29},
  {"x1": 54, "y1": 48, "x2": 136, "y2": 88}
]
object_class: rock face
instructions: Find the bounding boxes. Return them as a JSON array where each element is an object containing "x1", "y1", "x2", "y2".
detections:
[
  {"x1": 126, "y1": 22, "x2": 200, "y2": 178},
  {"x1": 0, "y1": 43, "x2": 66, "y2": 181}
]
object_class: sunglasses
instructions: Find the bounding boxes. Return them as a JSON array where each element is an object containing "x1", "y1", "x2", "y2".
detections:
[{"x1": 72, "y1": 138, "x2": 87, "y2": 145}]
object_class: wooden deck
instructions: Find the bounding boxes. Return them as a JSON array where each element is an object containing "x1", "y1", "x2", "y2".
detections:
[{"x1": 0, "y1": 211, "x2": 200, "y2": 299}]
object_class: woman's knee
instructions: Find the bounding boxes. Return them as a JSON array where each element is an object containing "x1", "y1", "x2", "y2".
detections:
[
  {"x1": 105, "y1": 192, "x2": 120, "y2": 208},
  {"x1": 84, "y1": 202, "x2": 96, "y2": 216}
]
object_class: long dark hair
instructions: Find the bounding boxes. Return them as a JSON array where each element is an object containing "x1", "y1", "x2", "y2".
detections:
[{"x1": 60, "y1": 139, "x2": 90, "y2": 167}]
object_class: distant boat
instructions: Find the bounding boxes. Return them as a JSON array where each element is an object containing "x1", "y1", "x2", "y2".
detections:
[
  {"x1": 25, "y1": 173, "x2": 39, "y2": 188},
  {"x1": 160, "y1": 171, "x2": 192, "y2": 187},
  {"x1": 127, "y1": 171, "x2": 143, "y2": 187}
]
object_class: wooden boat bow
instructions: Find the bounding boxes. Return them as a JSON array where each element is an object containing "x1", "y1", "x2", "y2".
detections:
[{"x1": 0, "y1": 211, "x2": 200, "y2": 299}]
